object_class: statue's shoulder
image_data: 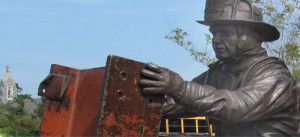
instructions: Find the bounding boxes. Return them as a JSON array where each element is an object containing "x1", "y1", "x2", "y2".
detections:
[
  {"x1": 208, "y1": 60, "x2": 222, "y2": 70},
  {"x1": 247, "y1": 56, "x2": 287, "y2": 73},
  {"x1": 241, "y1": 56, "x2": 290, "y2": 86},
  {"x1": 192, "y1": 61, "x2": 222, "y2": 84}
]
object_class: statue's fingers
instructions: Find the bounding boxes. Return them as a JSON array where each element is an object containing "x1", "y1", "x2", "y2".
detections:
[
  {"x1": 141, "y1": 69, "x2": 164, "y2": 81},
  {"x1": 139, "y1": 79, "x2": 165, "y2": 87},
  {"x1": 142, "y1": 87, "x2": 164, "y2": 94},
  {"x1": 146, "y1": 63, "x2": 164, "y2": 73}
]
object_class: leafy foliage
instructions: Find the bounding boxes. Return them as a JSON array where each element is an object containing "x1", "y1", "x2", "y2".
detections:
[
  {"x1": 0, "y1": 116, "x2": 40, "y2": 137},
  {"x1": 165, "y1": 28, "x2": 216, "y2": 65},
  {"x1": 253, "y1": 0, "x2": 300, "y2": 78},
  {"x1": 0, "y1": 94, "x2": 42, "y2": 137},
  {"x1": 33, "y1": 97, "x2": 45, "y2": 119}
]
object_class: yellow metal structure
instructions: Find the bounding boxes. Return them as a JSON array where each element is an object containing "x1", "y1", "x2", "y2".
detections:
[{"x1": 159, "y1": 116, "x2": 215, "y2": 136}]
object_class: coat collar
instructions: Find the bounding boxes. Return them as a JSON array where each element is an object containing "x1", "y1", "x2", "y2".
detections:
[{"x1": 220, "y1": 48, "x2": 268, "y2": 73}]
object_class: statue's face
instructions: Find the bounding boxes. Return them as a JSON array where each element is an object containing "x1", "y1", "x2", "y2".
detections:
[{"x1": 210, "y1": 25, "x2": 239, "y2": 60}]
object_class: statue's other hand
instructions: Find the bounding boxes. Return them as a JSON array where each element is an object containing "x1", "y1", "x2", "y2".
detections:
[{"x1": 139, "y1": 63, "x2": 185, "y2": 99}]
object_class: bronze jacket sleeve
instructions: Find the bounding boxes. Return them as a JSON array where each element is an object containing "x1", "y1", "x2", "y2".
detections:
[
  {"x1": 175, "y1": 63, "x2": 296, "y2": 123},
  {"x1": 162, "y1": 72, "x2": 208, "y2": 118}
]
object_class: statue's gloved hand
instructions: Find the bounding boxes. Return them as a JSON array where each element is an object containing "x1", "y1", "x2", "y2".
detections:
[{"x1": 139, "y1": 63, "x2": 185, "y2": 100}]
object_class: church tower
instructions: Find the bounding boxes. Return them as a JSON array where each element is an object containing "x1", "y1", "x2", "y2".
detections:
[{"x1": 0, "y1": 65, "x2": 17, "y2": 104}]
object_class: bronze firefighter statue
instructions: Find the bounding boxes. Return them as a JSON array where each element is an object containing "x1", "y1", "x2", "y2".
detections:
[{"x1": 140, "y1": 0, "x2": 300, "y2": 136}]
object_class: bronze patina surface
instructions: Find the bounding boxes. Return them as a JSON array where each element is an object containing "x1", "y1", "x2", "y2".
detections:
[{"x1": 140, "y1": 0, "x2": 300, "y2": 136}]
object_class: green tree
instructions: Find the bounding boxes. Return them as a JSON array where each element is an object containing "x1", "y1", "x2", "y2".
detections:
[
  {"x1": 166, "y1": 0, "x2": 300, "y2": 78},
  {"x1": 33, "y1": 97, "x2": 45, "y2": 119},
  {"x1": 165, "y1": 29, "x2": 215, "y2": 66},
  {"x1": 252, "y1": 0, "x2": 300, "y2": 78},
  {"x1": 0, "y1": 94, "x2": 41, "y2": 137}
]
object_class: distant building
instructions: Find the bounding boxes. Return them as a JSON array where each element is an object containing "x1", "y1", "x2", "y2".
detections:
[{"x1": 0, "y1": 65, "x2": 17, "y2": 104}]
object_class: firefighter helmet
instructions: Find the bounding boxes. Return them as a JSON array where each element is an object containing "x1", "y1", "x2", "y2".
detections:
[{"x1": 197, "y1": 0, "x2": 280, "y2": 42}]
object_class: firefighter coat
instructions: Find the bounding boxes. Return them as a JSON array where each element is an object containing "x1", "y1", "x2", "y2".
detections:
[{"x1": 163, "y1": 48, "x2": 299, "y2": 136}]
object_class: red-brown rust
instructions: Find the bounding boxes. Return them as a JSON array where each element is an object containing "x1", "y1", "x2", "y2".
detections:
[
  {"x1": 38, "y1": 73, "x2": 71, "y2": 101},
  {"x1": 96, "y1": 55, "x2": 164, "y2": 137},
  {"x1": 39, "y1": 65, "x2": 105, "y2": 137},
  {"x1": 39, "y1": 55, "x2": 164, "y2": 137}
]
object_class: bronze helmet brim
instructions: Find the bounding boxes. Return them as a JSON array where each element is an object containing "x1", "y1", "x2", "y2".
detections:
[{"x1": 197, "y1": 20, "x2": 280, "y2": 42}]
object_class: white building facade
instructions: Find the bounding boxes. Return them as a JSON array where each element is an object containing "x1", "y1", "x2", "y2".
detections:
[{"x1": 0, "y1": 65, "x2": 17, "y2": 104}]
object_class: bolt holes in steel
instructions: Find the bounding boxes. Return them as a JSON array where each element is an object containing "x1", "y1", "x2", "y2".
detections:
[
  {"x1": 120, "y1": 71, "x2": 127, "y2": 80},
  {"x1": 147, "y1": 98, "x2": 153, "y2": 104},
  {"x1": 117, "y1": 90, "x2": 125, "y2": 100}
]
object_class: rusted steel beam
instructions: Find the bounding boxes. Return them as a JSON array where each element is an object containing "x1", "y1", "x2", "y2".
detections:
[
  {"x1": 38, "y1": 55, "x2": 164, "y2": 137},
  {"x1": 95, "y1": 55, "x2": 164, "y2": 137},
  {"x1": 38, "y1": 65, "x2": 105, "y2": 136}
]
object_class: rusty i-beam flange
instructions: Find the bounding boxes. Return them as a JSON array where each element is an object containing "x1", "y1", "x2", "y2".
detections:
[
  {"x1": 95, "y1": 55, "x2": 164, "y2": 137},
  {"x1": 38, "y1": 55, "x2": 164, "y2": 137},
  {"x1": 39, "y1": 65, "x2": 105, "y2": 136}
]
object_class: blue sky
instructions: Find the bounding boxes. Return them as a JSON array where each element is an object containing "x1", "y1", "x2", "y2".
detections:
[{"x1": 0, "y1": 0, "x2": 212, "y2": 98}]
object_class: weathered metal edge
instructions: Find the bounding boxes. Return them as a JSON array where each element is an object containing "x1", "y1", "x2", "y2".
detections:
[{"x1": 94, "y1": 55, "x2": 114, "y2": 136}]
